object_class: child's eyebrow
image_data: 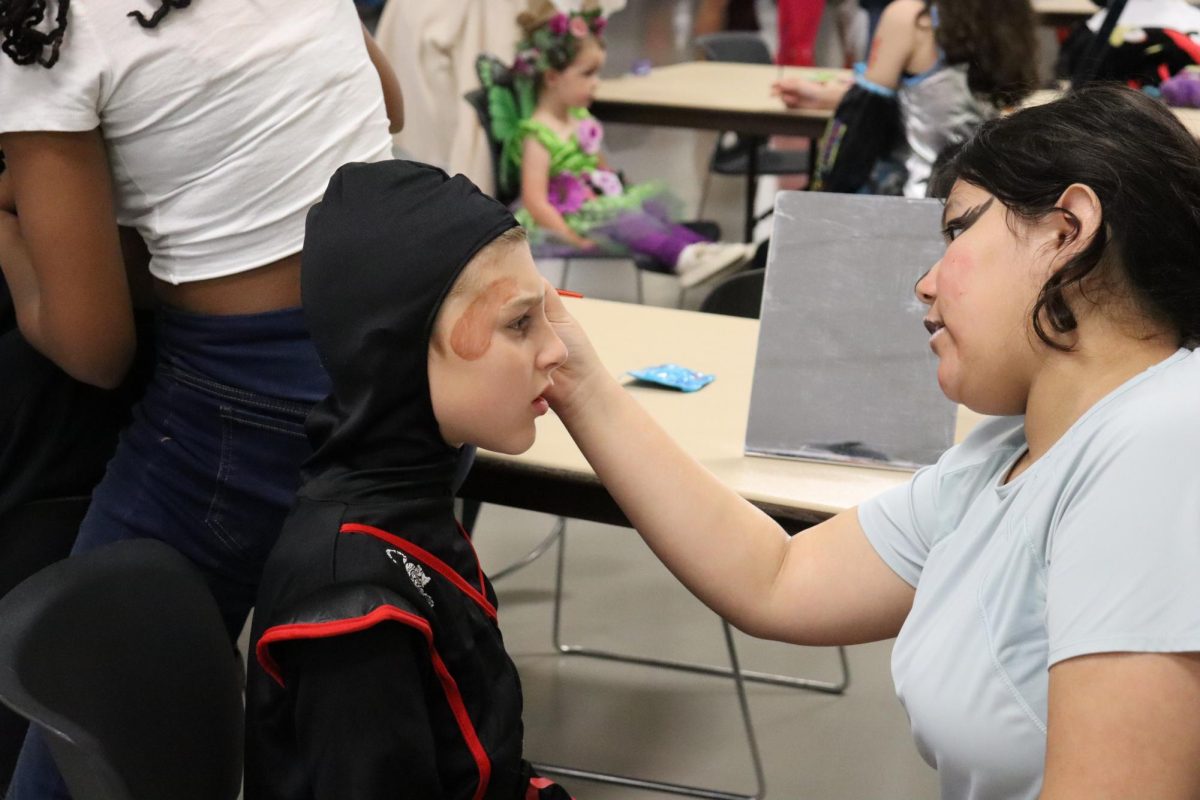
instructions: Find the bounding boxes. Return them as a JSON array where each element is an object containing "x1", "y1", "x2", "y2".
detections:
[{"x1": 504, "y1": 291, "x2": 545, "y2": 311}]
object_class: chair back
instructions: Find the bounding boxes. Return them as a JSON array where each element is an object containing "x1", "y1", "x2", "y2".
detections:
[
  {"x1": 0, "y1": 539, "x2": 242, "y2": 800},
  {"x1": 695, "y1": 32, "x2": 773, "y2": 65},
  {"x1": 0, "y1": 496, "x2": 89, "y2": 792},
  {"x1": 463, "y1": 86, "x2": 517, "y2": 206},
  {"x1": 700, "y1": 268, "x2": 766, "y2": 319}
]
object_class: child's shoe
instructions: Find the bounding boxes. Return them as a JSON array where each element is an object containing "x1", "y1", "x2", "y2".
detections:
[{"x1": 675, "y1": 242, "x2": 756, "y2": 288}]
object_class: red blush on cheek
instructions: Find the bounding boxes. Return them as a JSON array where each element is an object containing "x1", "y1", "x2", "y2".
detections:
[
  {"x1": 449, "y1": 278, "x2": 518, "y2": 361},
  {"x1": 939, "y1": 249, "x2": 974, "y2": 301}
]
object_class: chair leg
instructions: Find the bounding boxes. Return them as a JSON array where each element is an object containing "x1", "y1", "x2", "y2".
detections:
[
  {"x1": 551, "y1": 524, "x2": 850, "y2": 695},
  {"x1": 561, "y1": 258, "x2": 572, "y2": 290},
  {"x1": 634, "y1": 265, "x2": 645, "y2": 305},
  {"x1": 697, "y1": 168, "x2": 715, "y2": 220},
  {"x1": 489, "y1": 516, "x2": 565, "y2": 582}
]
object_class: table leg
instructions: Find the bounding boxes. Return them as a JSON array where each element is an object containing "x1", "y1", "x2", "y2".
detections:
[{"x1": 743, "y1": 141, "x2": 759, "y2": 243}]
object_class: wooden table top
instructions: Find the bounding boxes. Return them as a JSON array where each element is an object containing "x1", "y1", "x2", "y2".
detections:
[{"x1": 593, "y1": 62, "x2": 845, "y2": 138}]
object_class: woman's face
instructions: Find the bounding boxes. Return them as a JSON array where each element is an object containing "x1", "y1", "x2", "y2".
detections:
[
  {"x1": 915, "y1": 180, "x2": 1056, "y2": 415},
  {"x1": 428, "y1": 241, "x2": 567, "y2": 455}
]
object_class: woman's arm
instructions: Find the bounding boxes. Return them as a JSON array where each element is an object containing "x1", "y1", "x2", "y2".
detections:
[
  {"x1": 362, "y1": 23, "x2": 405, "y2": 134},
  {"x1": 1041, "y1": 652, "x2": 1200, "y2": 799},
  {"x1": 520, "y1": 137, "x2": 595, "y2": 250},
  {"x1": 0, "y1": 130, "x2": 134, "y2": 389},
  {"x1": 542, "y1": 289, "x2": 914, "y2": 645},
  {"x1": 772, "y1": 0, "x2": 925, "y2": 110}
]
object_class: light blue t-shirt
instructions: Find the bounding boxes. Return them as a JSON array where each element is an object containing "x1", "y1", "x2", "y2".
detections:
[{"x1": 859, "y1": 348, "x2": 1200, "y2": 800}]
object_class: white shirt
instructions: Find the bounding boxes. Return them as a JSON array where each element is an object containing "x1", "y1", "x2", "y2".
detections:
[
  {"x1": 0, "y1": 0, "x2": 392, "y2": 283},
  {"x1": 859, "y1": 348, "x2": 1200, "y2": 800}
]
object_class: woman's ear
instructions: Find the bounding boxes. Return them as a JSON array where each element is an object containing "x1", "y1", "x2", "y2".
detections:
[{"x1": 1051, "y1": 183, "x2": 1103, "y2": 258}]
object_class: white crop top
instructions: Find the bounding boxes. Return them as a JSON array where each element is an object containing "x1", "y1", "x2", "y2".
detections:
[{"x1": 0, "y1": 0, "x2": 393, "y2": 283}]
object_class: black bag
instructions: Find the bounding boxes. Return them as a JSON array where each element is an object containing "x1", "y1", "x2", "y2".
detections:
[{"x1": 813, "y1": 81, "x2": 904, "y2": 194}]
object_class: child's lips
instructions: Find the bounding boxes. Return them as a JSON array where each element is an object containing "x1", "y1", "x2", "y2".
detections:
[{"x1": 532, "y1": 396, "x2": 550, "y2": 416}]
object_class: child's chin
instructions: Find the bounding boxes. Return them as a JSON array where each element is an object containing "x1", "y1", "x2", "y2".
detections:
[{"x1": 484, "y1": 429, "x2": 536, "y2": 456}]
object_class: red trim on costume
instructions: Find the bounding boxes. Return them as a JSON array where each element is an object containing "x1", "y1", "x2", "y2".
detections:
[
  {"x1": 456, "y1": 520, "x2": 489, "y2": 596},
  {"x1": 256, "y1": 606, "x2": 492, "y2": 800},
  {"x1": 1165, "y1": 28, "x2": 1200, "y2": 66},
  {"x1": 340, "y1": 522, "x2": 498, "y2": 620}
]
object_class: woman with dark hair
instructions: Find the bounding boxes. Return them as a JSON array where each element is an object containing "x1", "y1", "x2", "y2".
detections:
[
  {"x1": 541, "y1": 84, "x2": 1200, "y2": 798},
  {"x1": 773, "y1": 0, "x2": 1039, "y2": 196},
  {"x1": 0, "y1": 0, "x2": 402, "y2": 797}
]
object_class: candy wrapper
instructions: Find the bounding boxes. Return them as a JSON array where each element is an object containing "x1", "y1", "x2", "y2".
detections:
[{"x1": 626, "y1": 363, "x2": 715, "y2": 392}]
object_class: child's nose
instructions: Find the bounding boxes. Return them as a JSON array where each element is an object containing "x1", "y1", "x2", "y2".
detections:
[{"x1": 540, "y1": 330, "x2": 568, "y2": 373}]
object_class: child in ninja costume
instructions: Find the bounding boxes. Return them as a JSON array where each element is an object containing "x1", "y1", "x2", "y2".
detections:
[{"x1": 244, "y1": 160, "x2": 573, "y2": 800}]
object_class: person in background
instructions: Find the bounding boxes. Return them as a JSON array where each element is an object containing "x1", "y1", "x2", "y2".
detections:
[
  {"x1": 0, "y1": 0, "x2": 401, "y2": 796},
  {"x1": 493, "y1": 0, "x2": 756, "y2": 289},
  {"x1": 773, "y1": 0, "x2": 1037, "y2": 197}
]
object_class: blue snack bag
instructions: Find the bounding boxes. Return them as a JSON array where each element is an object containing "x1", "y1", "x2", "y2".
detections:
[{"x1": 626, "y1": 363, "x2": 715, "y2": 392}]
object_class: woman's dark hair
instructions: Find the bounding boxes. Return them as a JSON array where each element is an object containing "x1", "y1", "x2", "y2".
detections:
[
  {"x1": 1, "y1": 0, "x2": 191, "y2": 68},
  {"x1": 932, "y1": 83, "x2": 1200, "y2": 349},
  {"x1": 926, "y1": 0, "x2": 1039, "y2": 108}
]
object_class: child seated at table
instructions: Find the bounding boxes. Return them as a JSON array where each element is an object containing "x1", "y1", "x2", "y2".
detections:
[
  {"x1": 243, "y1": 159, "x2": 573, "y2": 800},
  {"x1": 480, "y1": 0, "x2": 755, "y2": 288}
]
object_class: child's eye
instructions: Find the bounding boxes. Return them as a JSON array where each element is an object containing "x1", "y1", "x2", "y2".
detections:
[{"x1": 508, "y1": 314, "x2": 532, "y2": 333}]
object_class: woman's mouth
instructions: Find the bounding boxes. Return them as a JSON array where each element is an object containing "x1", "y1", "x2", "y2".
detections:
[{"x1": 924, "y1": 318, "x2": 945, "y2": 338}]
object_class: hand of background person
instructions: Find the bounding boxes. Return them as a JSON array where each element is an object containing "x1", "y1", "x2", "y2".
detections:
[
  {"x1": 771, "y1": 77, "x2": 848, "y2": 110},
  {"x1": 541, "y1": 279, "x2": 609, "y2": 419}
]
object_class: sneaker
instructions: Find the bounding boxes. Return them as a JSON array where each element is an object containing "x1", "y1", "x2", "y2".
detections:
[{"x1": 675, "y1": 242, "x2": 756, "y2": 288}]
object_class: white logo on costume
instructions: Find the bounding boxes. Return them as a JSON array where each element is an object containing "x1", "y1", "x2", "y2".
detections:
[{"x1": 385, "y1": 549, "x2": 435, "y2": 608}]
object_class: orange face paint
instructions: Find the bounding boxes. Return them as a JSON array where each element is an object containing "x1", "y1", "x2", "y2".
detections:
[{"x1": 448, "y1": 277, "x2": 519, "y2": 361}]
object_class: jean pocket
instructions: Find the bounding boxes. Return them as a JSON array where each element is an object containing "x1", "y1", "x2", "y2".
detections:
[{"x1": 205, "y1": 403, "x2": 311, "y2": 564}]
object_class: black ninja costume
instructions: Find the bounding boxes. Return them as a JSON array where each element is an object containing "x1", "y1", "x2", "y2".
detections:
[{"x1": 244, "y1": 161, "x2": 572, "y2": 800}]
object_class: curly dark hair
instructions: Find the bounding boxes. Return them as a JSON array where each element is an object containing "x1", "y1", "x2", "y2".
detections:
[
  {"x1": 924, "y1": 0, "x2": 1039, "y2": 108},
  {"x1": 1, "y1": 0, "x2": 192, "y2": 68},
  {"x1": 931, "y1": 84, "x2": 1200, "y2": 350}
]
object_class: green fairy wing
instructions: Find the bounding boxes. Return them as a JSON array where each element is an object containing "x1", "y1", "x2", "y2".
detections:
[{"x1": 475, "y1": 54, "x2": 532, "y2": 196}]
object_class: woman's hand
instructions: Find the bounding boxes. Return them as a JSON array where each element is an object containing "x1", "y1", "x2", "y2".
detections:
[{"x1": 541, "y1": 281, "x2": 611, "y2": 419}]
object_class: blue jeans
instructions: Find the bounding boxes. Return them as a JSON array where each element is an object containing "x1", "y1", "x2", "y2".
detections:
[{"x1": 7, "y1": 306, "x2": 330, "y2": 800}]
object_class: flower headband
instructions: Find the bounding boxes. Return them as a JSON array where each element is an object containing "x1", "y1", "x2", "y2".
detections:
[{"x1": 513, "y1": 8, "x2": 607, "y2": 77}]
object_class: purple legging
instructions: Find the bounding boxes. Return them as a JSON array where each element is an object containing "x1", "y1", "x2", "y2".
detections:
[{"x1": 531, "y1": 201, "x2": 709, "y2": 272}]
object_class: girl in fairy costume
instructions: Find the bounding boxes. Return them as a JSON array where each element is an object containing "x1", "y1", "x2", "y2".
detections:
[{"x1": 482, "y1": 0, "x2": 755, "y2": 289}]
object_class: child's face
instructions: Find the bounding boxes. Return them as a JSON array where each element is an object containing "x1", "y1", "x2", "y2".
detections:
[
  {"x1": 428, "y1": 238, "x2": 567, "y2": 455},
  {"x1": 545, "y1": 37, "x2": 606, "y2": 108}
]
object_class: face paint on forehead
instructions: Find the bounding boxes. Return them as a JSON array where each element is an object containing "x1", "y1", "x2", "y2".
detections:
[{"x1": 448, "y1": 277, "x2": 520, "y2": 361}]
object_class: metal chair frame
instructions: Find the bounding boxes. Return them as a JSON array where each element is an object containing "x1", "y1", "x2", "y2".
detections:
[{"x1": 491, "y1": 517, "x2": 851, "y2": 799}]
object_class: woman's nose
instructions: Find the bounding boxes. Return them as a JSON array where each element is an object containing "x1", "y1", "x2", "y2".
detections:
[{"x1": 914, "y1": 261, "x2": 939, "y2": 306}]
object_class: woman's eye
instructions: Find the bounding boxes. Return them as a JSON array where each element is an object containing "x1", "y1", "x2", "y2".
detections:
[{"x1": 941, "y1": 222, "x2": 963, "y2": 243}]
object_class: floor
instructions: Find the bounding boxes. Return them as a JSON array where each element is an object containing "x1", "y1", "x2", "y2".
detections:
[{"x1": 474, "y1": 8, "x2": 937, "y2": 797}]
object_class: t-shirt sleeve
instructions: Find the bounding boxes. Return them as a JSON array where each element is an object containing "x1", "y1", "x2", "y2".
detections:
[
  {"x1": 857, "y1": 461, "x2": 942, "y2": 587},
  {"x1": 0, "y1": 5, "x2": 105, "y2": 133},
  {"x1": 284, "y1": 624, "x2": 443, "y2": 799},
  {"x1": 1046, "y1": 420, "x2": 1200, "y2": 665},
  {"x1": 857, "y1": 416, "x2": 1022, "y2": 587}
]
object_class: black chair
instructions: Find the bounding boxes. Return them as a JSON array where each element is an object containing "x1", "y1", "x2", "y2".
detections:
[
  {"x1": 0, "y1": 495, "x2": 90, "y2": 793},
  {"x1": 464, "y1": 66, "x2": 721, "y2": 306},
  {"x1": 0, "y1": 538, "x2": 242, "y2": 800},
  {"x1": 694, "y1": 33, "x2": 812, "y2": 241},
  {"x1": 699, "y1": 267, "x2": 766, "y2": 319}
]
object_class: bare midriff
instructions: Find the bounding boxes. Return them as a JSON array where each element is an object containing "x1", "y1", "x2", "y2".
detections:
[{"x1": 153, "y1": 252, "x2": 303, "y2": 315}]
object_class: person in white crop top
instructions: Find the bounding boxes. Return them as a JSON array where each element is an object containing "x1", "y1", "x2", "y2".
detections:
[
  {"x1": 0, "y1": 2, "x2": 404, "y2": 797},
  {"x1": 537, "y1": 84, "x2": 1200, "y2": 799}
]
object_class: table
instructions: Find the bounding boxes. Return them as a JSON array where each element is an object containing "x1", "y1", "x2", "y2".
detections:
[
  {"x1": 460, "y1": 297, "x2": 981, "y2": 533},
  {"x1": 593, "y1": 62, "x2": 845, "y2": 241},
  {"x1": 1033, "y1": 0, "x2": 1099, "y2": 26},
  {"x1": 1024, "y1": 89, "x2": 1200, "y2": 136}
]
